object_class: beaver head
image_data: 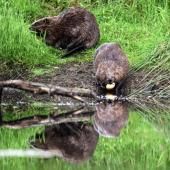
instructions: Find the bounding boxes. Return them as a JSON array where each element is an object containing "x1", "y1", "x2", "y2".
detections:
[
  {"x1": 30, "y1": 16, "x2": 59, "y2": 46},
  {"x1": 95, "y1": 61, "x2": 127, "y2": 90}
]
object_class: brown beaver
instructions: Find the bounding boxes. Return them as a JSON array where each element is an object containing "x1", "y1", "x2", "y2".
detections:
[
  {"x1": 94, "y1": 43, "x2": 129, "y2": 94},
  {"x1": 30, "y1": 122, "x2": 99, "y2": 163},
  {"x1": 93, "y1": 101, "x2": 129, "y2": 137},
  {"x1": 31, "y1": 7, "x2": 100, "y2": 56}
]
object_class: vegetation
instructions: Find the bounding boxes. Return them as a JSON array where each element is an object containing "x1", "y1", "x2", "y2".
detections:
[
  {"x1": 0, "y1": 0, "x2": 169, "y2": 71},
  {"x1": 0, "y1": 0, "x2": 170, "y2": 170}
]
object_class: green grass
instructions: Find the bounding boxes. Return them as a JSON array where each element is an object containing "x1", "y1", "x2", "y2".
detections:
[
  {"x1": 0, "y1": 0, "x2": 57, "y2": 68},
  {"x1": 0, "y1": 0, "x2": 169, "y2": 71}
]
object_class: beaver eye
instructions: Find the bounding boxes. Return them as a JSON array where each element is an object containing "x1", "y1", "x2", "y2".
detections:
[{"x1": 44, "y1": 18, "x2": 50, "y2": 24}]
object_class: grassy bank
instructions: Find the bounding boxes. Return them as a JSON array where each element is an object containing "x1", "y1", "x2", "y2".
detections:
[{"x1": 0, "y1": 0, "x2": 169, "y2": 71}]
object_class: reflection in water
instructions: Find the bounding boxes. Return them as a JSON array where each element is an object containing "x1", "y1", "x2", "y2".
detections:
[
  {"x1": 0, "y1": 101, "x2": 130, "y2": 163},
  {"x1": 93, "y1": 101, "x2": 128, "y2": 137},
  {"x1": 30, "y1": 122, "x2": 99, "y2": 163},
  {"x1": 0, "y1": 101, "x2": 130, "y2": 162},
  {"x1": 1, "y1": 101, "x2": 129, "y2": 139},
  {"x1": 1, "y1": 108, "x2": 94, "y2": 128}
]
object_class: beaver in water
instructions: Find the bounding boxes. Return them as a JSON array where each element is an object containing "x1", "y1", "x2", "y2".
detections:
[
  {"x1": 94, "y1": 43, "x2": 129, "y2": 95},
  {"x1": 31, "y1": 7, "x2": 100, "y2": 56}
]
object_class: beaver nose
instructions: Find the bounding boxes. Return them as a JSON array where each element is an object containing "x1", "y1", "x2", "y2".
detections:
[{"x1": 108, "y1": 79, "x2": 112, "y2": 84}]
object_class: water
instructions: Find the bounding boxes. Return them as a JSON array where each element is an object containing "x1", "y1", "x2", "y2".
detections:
[{"x1": 0, "y1": 96, "x2": 170, "y2": 170}]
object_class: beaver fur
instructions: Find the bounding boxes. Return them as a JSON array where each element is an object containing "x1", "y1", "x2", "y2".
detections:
[
  {"x1": 93, "y1": 101, "x2": 128, "y2": 137},
  {"x1": 94, "y1": 42, "x2": 129, "y2": 94},
  {"x1": 31, "y1": 7, "x2": 100, "y2": 56},
  {"x1": 30, "y1": 122, "x2": 99, "y2": 163}
]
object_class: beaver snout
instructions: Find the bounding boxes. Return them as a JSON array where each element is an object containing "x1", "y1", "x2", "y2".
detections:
[{"x1": 96, "y1": 78, "x2": 116, "y2": 90}]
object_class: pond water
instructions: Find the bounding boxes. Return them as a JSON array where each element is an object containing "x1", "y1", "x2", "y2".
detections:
[{"x1": 0, "y1": 91, "x2": 170, "y2": 170}]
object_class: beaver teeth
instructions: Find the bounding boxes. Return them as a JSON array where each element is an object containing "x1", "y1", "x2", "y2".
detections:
[{"x1": 106, "y1": 83, "x2": 115, "y2": 90}]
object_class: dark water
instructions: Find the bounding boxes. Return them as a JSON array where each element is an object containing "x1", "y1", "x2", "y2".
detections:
[{"x1": 0, "y1": 90, "x2": 170, "y2": 170}]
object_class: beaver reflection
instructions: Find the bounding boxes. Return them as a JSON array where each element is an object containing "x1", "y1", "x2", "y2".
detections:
[
  {"x1": 31, "y1": 122, "x2": 99, "y2": 163},
  {"x1": 93, "y1": 101, "x2": 128, "y2": 137}
]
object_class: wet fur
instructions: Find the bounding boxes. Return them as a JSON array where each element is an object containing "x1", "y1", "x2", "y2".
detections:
[
  {"x1": 94, "y1": 43, "x2": 129, "y2": 95},
  {"x1": 31, "y1": 7, "x2": 100, "y2": 56}
]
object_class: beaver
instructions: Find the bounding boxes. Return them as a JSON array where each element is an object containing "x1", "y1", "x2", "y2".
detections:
[
  {"x1": 31, "y1": 7, "x2": 100, "y2": 56},
  {"x1": 94, "y1": 43, "x2": 129, "y2": 95},
  {"x1": 93, "y1": 101, "x2": 129, "y2": 137},
  {"x1": 30, "y1": 122, "x2": 99, "y2": 163}
]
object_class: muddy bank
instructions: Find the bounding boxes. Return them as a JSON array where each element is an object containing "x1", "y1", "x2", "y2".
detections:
[
  {"x1": 33, "y1": 62, "x2": 95, "y2": 90},
  {"x1": 0, "y1": 62, "x2": 154, "y2": 105}
]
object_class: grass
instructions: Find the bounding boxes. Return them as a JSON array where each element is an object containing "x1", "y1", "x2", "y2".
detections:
[
  {"x1": 0, "y1": 0, "x2": 57, "y2": 68},
  {"x1": 0, "y1": 0, "x2": 169, "y2": 72}
]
